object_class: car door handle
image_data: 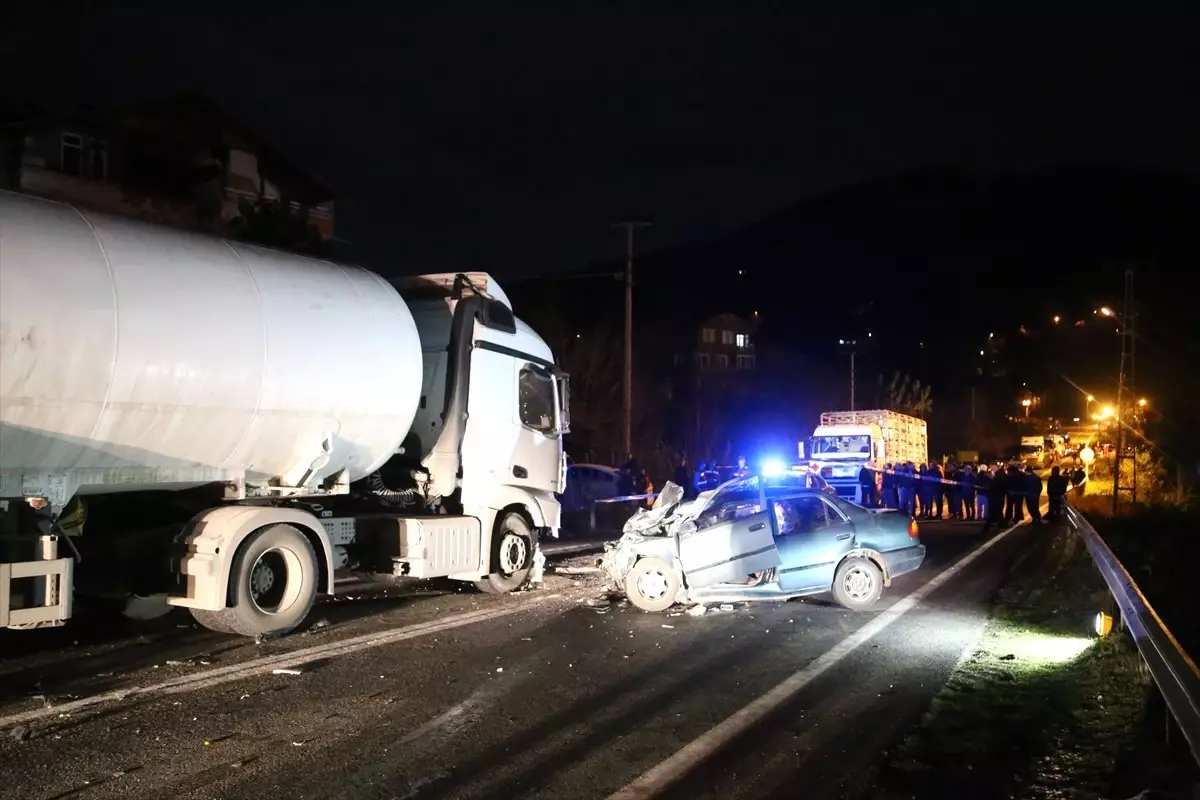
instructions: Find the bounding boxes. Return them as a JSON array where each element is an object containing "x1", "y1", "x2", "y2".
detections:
[
  {"x1": 749, "y1": 523, "x2": 766, "y2": 531},
  {"x1": 836, "y1": 533, "x2": 852, "y2": 540}
]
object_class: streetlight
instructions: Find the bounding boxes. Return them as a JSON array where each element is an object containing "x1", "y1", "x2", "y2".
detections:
[
  {"x1": 1021, "y1": 398, "x2": 1032, "y2": 419},
  {"x1": 1099, "y1": 306, "x2": 1115, "y2": 317},
  {"x1": 1138, "y1": 398, "x2": 1147, "y2": 408},
  {"x1": 1053, "y1": 315, "x2": 1061, "y2": 324}
]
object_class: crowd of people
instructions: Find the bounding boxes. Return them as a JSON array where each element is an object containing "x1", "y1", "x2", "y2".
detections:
[{"x1": 859, "y1": 461, "x2": 1085, "y2": 528}]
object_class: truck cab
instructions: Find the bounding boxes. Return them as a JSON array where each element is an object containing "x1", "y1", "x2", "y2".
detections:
[{"x1": 806, "y1": 423, "x2": 883, "y2": 503}]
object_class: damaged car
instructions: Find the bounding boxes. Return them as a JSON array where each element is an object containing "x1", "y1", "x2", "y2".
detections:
[{"x1": 601, "y1": 475, "x2": 925, "y2": 613}]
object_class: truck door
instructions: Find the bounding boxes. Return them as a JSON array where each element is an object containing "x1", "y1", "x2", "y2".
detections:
[
  {"x1": 677, "y1": 511, "x2": 781, "y2": 588},
  {"x1": 774, "y1": 495, "x2": 856, "y2": 592}
]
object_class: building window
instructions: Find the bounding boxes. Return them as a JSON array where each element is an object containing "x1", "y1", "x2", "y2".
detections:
[
  {"x1": 61, "y1": 133, "x2": 83, "y2": 175},
  {"x1": 736, "y1": 333, "x2": 751, "y2": 348},
  {"x1": 715, "y1": 354, "x2": 729, "y2": 369},
  {"x1": 721, "y1": 330, "x2": 734, "y2": 345},
  {"x1": 518, "y1": 364, "x2": 556, "y2": 434},
  {"x1": 701, "y1": 328, "x2": 715, "y2": 343},
  {"x1": 88, "y1": 139, "x2": 108, "y2": 180},
  {"x1": 737, "y1": 355, "x2": 756, "y2": 370},
  {"x1": 695, "y1": 352, "x2": 710, "y2": 370}
]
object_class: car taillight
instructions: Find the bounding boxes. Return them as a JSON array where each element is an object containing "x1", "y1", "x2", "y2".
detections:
[{"x1": 908, "y1": 519, "x2": 919, "y2": 538}]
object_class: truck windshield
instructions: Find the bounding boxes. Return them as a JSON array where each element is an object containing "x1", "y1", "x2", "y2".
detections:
[{"x1": 811, "y1": 435, "x2": 871, "y2": 456}]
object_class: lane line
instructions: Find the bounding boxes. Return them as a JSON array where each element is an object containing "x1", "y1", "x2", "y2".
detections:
[
  {"x1": 0, "y1": 592, "x2": 569, "y2": 730},
  {"x1": 607, "y1": 518, "x2": 1030, "y2": 800}
]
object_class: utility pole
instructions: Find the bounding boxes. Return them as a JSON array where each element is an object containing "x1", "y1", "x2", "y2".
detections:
[
  {"x1": 1112, "y1": 268, "x2": 1136, "y2": 513},
  {"x1": 837, "y1": 338, "x2": 863, "y2": 411},
  {"x1": 612, "y1": 222, "x2": 650, "y2": 459}
]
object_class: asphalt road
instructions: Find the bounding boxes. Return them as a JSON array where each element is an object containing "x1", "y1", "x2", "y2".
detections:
[{"x1": 0, "y1": 516, "x2": 1040, "y2": 800}]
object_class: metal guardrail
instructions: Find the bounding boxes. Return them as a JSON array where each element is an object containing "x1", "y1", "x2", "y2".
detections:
[{"x1": 1066, "y1": 502, "x2": 1200, "y2": 767}]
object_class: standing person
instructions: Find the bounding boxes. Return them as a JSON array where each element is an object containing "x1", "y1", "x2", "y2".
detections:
[
  {"x1": 930, "y1": 463, "x2": 945, "y2": 520},
  {"x1": 1046, "y1": 466, "x2": 1069, "y2": 520},
  {"x1": 1005, "y1": 464, "x2": 1024, "y2": 523},
  {"x1": 673, "y1": 454, "x2": 695, "y2": 500},
  {"x1": 961, "y1": 465, "x2": 977, "y2": 521},
  {"x1": 1024, "y1": 464, "x2": 1043, "y2": 524},
  {"x1": 916, "y1": 464, "x2": 931, "y2": 518},
  {"x1": 898, "y1": 463, "x2": 916, "y2": 516},
  {"x1": 858, "y1": 463, "x2": 877, "y2": 507},
  {"x1": 982, "y1": 464, "x2": 1007, "y2": 533},
  {"x1": 881, "y1": 463, "x2": 897, "y2": 509},
  {"x1": 947, "y1": 463, "x2": 963, "y2": 520},
  {"x1": 974, "y1": 465, "x2": 991, "y2": 522}
]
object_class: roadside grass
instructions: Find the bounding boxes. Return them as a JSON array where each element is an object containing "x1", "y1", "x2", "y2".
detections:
[{"x1": 866, "y1": 523, "x2": 1152, "y2": 800}]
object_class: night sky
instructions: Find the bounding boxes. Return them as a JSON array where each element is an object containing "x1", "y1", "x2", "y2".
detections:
[{"x1": 7, "y1": 4, "x2": 1199, "y2": 277}]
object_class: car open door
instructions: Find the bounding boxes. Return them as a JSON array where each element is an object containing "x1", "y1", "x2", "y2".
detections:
[{"x1": 677, "y1": 510, "x2": 782, "y2": 589}]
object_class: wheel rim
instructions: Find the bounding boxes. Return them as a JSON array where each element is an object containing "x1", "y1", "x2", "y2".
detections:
[
  {"x1": 636, "y1": 566, "x2": 669, "y2": 600},
  {"x1": 248, "y1": 547, "x2": 304, "y2": 614},
  {"x1": 842, "y1": 565, "x2": 875, "y2": 601},
  {"x1": 497, "y1": 532, "x2": 529, "y2": 576}
]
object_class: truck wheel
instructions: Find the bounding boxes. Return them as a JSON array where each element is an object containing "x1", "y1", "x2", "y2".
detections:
[
  {"x1": 475, "y1": 513, "x2": 535, "y2": 594},
  {"x1": 624, "y1": 556, "x2": 680, "y2": 612},
  {"x1": 831, "y1": 557, "x2": 884, "y2": 611},
  {"x1": 190, "y1": 524, "x2": 319, "y2": 637}
]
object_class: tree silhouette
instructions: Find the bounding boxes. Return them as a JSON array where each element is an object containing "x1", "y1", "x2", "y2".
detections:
[{"x1": 883, "y1": 371, "x2": 933, "y2": 418}]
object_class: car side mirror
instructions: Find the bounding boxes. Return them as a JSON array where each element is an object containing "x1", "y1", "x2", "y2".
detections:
[{"x1": 677, "y1": 520, "x2": 698, "y2": 535}]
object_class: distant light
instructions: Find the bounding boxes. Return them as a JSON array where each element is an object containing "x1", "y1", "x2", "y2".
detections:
[
  {"x1": 867, "y1": 332, "x2": 873, "y2": 338},
  {"x1": 1138, "y1": 398, "x2": 1147, "y2": 407},
  {"x1": 576, "y1": 333, "x2": 582, "y2": 338},
  {"x1": 980, "y1": 350, "x2": 985, "y2": 356},
  {"x1": 738, "y1": 269, "x2": 746, "y2": 275},
  {"x1": 1073, "y1": 417, "x2": 1081, "y2": 422},
  {"x1": 838, "y1": 339, "x2": 845, "y2": 345},
  {"x1": 1099, "y1": 405, "x2": 1115, "y2": 419},
  {"x1": 1099, "y1": 306, "x2": 1115, "y2": 317},
  {"x1": 988, "y1": 332, "x2": 994, "y2": 338},
  {"x1": 1021, "y1": 399, "x2": 1032, "y2": 407},
  {"x1": 760, "y1": 458, "x2": 786, "y2": 478},
  {"x1": 1087, "y1": 394, "x2": 1095, "y2": 402},
  {"x1": 1053, "y1": 315, "x2": 1061, "y2": 324}
]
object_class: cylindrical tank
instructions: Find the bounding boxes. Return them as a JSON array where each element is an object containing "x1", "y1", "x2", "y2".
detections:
[{"x1": 0, "y1": 191, "x2": 423, "y2": 496}]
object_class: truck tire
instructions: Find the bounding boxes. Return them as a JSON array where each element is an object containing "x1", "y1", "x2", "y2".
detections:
[
  {"x1": 475, "y1": 512, "x2": 535, "y2": 594},
  {"x1": 623, "y1": 556, "x2": 680, "y2": 612},
  {"x1": 831, "y1": 556, "x2": 884, "y2": 611},
  {"x1": 189, "y1": 524, "x2": 319, "y2": 637}
]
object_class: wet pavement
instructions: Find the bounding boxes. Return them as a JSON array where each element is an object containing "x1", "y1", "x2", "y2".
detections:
[{"x1": 0, "y1": 518, "x2": 1040, "y2": 800}]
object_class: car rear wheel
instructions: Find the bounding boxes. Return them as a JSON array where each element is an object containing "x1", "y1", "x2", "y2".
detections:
[
  {"x1": 624, "y1": 556, "x2": 680, "y2": 612},
  {"x1": 831, "y1": 557, "x2": 884, "y2": 611}
]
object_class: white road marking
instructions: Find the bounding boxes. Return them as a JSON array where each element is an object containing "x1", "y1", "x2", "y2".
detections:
[
  {"x1": 607, "y1": 518, "x2": 1031, "y2": 800},
  {"x1": 0, "y1": 592, "x2": 568, "y2": 730}
]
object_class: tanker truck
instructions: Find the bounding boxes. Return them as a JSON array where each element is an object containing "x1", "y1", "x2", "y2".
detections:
[{"x1": 0, "y1": 190, "x2": 570, "y2": 638}]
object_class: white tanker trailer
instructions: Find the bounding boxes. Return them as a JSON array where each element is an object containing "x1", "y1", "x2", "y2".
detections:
[{"x1": 0, "y1": 190, "x2": 570, "y2": 637}]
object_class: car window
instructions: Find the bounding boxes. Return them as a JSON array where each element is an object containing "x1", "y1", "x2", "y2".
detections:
[
  {"x1": 695, "y1": 497, "x2": 762, "y2": 530},
  {"x1": 824, "y1": 495, "x2": 865, "y2": 521},
  {"x1": 772, "y1": 496, "x2": 832, "y2": 536}
]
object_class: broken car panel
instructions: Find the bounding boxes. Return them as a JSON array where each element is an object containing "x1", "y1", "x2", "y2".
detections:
[{"x1": 601, "y1": 475, "x2": 926, "y2": 613}]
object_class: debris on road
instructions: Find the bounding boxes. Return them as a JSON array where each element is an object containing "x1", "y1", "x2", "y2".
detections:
[
  {"x1": 686, "y1": 604, "x2": 707, "y2": 617},
  {"x1": 271, "y1": 668, "x2": 304, "y2": 676},
  {"x1": 660, "y1": 624, "x2": 674, "y2": 629},
  {"x1": 556, "y1": 566, "x2": 602, "y2": 575}
]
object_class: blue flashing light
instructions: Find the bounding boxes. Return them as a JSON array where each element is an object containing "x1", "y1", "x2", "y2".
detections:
[{"x1": 760, "y1": 458, "x2": 786, "y2": 478}]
